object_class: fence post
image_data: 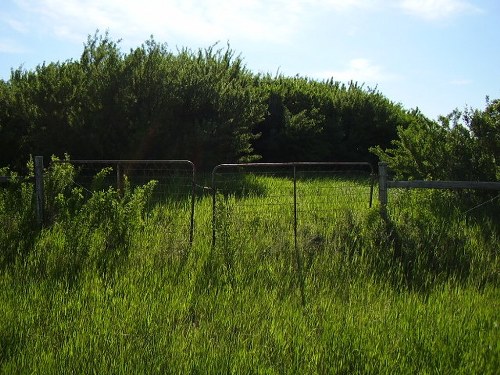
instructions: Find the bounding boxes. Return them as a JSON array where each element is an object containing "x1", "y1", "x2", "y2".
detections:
[
  {"x1": 189, "y1": 163, "x2": 196, "y2": 245},
  {"x1": 34, "y1": 156, "x2": 44, "y2": 226},
  {"x1": 378, "y1": 162, "x2": 388, "y2": 217},
  {"x1": 293, "y1": 165, "x2": 306, "y2": 306},
  {"x1": 212, "y1": 169, "x2": 217, "y2": 249},
  {"x1": 116, "y1": 162, "x2": 123, "y2": 196}
]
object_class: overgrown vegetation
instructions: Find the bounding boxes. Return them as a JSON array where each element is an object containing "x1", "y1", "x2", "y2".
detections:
[
  {"x1": 0, "y1": 32, "x2": 411, "y2": 170},
  {"x1": 1, "y1": 30, "x2": 499, "y2": 373},
  {"x1": 0, "y1": 161, "x2": 498, "y2": 373},
  {"x1": 372, "y1": 99, "x2": 500, "y2": 181}
]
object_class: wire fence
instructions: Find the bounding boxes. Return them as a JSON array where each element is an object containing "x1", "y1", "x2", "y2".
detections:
[
  {"x1": 211, "y1": 162, "x2": 375, "y2": 250},
  {"x1": 6, "y1": 157, "x2": 498, "y2": 256},
  {"x1": 53, "y1": 160, "x2": 196, "y2": 245}
]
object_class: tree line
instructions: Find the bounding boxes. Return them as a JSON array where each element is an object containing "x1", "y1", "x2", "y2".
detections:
[{"x1": 1, "y1": 32, "x2": 498, "y2": 180}]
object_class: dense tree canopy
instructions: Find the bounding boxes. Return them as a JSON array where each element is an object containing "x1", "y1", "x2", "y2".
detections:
[
  {"x1": 5, "y1": 32, "x2": 494, "y2": 174},
  {"x1": 1, "y1": 34, "x2": 268, "y2": 170},
  {"x1": 253, "y1": 77, "x2": 408, "y2": 163}
]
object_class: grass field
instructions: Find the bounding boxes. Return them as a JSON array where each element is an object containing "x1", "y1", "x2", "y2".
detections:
[{"x1": 0, "y1": 163, "x2": 499, "y2": 373}]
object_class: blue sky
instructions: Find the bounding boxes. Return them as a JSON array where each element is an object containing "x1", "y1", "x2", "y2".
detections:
[{"x1": 1, "y1": 0, "x2": 499, "y2": 120}]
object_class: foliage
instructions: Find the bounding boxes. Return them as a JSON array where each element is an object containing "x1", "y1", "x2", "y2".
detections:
[
  {"x1": 0, "y1": 168, "x2": 499, "y2": 372},
  {"x1": 0, "y1": 159, "x2": 37, "y2": 267},
  {"x1": 372, "y1": 101, "x2": 499, "y2": 181},
  {"x1": 254, "y1": 77, "x2": 407, "y2": 163},
  {"x1": 0, "y1": 32, "x2": 414, "y2": 170},
  {"x1": 467, "y1": 98, "x2": 500, "y2": 179},
  {"x1": 0, "y1": 33, "x2": 265, "y2": 170},
  {"x1": 1, "y1": 32, "x2": 499, "y2": 368},
  {"x1": 0, "y1": 158, "x2": 155, "y2": 279},
  {"x1": 33, "y1": 162, "x2": 156, "y2": 282}
]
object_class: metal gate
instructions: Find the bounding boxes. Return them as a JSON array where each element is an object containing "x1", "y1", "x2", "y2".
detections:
[
  {"x1": 53, "y1": 159, "x2": 196, "y2": 244},
  {"x1": 211, "y1": 162, "x2": 375, "y2": 249}
]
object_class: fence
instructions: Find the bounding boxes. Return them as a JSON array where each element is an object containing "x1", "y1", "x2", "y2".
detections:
[
  {"x1": 0, "y1": 155, "x2": 45, "y2": 226},
  {"x1": 2, "y1": 159, "x2": 375, "y2": 245},
  {"x1": 6, "y1": 158, "x2": 499, "y2": 248},
  {"x1": 210, "y1": 162, "x2": 374, "y2": 305},
  {"x1": 52, "y1": 159, "x2": 196, "y2": 244},
  {"x1": 211, "y1": 162, "x2": 375, "y2": 247},
  {"x1": 378, "y1": 162, "x2": 500, "y2": 217}
]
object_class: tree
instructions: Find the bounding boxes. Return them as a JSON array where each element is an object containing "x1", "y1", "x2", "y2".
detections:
[
  {"x1": 253, "y1": 77, "x2": 407, "y2": 163},
  {"x1": 0, "y1": 32, "x2": 414, "y2": 169},
  {"x1": 371, "y1": 102, "x2": 499, "y2": 181},
  {"x1": 0, "y1": 34, "x2": 267, "y2": 169},
  {"x1": 467, "y1": 98, "x2": 500, "y2": 179}
]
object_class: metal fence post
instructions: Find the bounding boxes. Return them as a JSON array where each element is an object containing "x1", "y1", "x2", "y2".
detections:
[
  {"x1": 212, "y1": 168, "x2": 218, "y2": 248},
  {"x1": 34, "y1": 156, "x2": 44, "y2": 226},
  {"x1": 293, "y1": 164, "x2": 306, "y2": 306},
  {"x1": 293, "y1": 165, "x2": 298, "y2": 258},
  {"x1": 378, "y1": 162, "x2": 388, "y2": 216},
  {"x1": 189, "y1": 163, "x2": 196, "y2": 245}
]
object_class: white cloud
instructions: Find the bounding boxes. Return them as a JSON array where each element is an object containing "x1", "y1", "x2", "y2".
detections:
[
  {"x1": 11, "y1": 0, "x2": 377, "y2": 46},
  {"x1": 4, "y1": 17, "x2": 29, "y2": 34},
  {"x1": 0, "y1": 38, "x2": 29, "y2": 53},
  {"x1": 399, "y1": 0, "x2": 482, "y2": 20},
  {"x1": 312, "y1": 58, "x2": 393, "y2": 84},
  {"x1": 449, "y1": 78, "x2": 473, "y2": 85},
  {"x1": 7, "y1": 0, "x2": 484, "y2": 51},
  {"x1": 309, "y1": 0, "x2": 375, "y2": 10}
]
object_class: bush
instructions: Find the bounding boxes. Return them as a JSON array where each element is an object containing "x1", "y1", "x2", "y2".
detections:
[
  {"x1": 371, "y1": 103, "x2": 499, "y2": 182},
  {"x1": 0, "y1": 160, "x2": 37, "y2": 267}
]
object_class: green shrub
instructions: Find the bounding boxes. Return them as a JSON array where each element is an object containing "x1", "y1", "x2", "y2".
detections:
[{"x1": 0, "y1": 159, "x2": 37, "y2": 267}]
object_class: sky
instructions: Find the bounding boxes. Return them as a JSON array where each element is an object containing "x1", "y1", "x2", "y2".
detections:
[{"x1": 1, "y1": 0, "x2": 499, "y2": 120}]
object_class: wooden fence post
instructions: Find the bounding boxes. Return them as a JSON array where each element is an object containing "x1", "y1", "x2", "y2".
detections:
[
  {"x1": 34, "y1": 156, "x2": 44, "y2": 226},
  {"x1": 378, "y1": 162, "x2": 388, "y2": 217},
  {"x1": 116, "y1": 162, "x2": 123, "y2": 196}
]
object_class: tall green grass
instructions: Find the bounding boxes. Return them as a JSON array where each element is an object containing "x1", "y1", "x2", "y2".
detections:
[{"x1": 0, "y1": 162, "x2": 498, "y2": 373}]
